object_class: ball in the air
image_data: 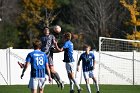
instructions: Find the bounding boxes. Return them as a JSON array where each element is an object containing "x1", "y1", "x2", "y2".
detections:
[
  {"x1": 0, "y1": 18, "x2": 2, "y2": 21},
  {"x1": 53, "y1": 25, "x2": 61, "y2": 33}
]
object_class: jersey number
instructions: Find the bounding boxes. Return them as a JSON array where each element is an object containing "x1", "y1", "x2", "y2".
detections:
[{"x1": 36, "y1": 57, "x2": 44, "y2": 65}]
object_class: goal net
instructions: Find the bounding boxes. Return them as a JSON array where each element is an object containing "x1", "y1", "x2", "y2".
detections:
[{"x1": 99, "y1": 37, "x2": 140, "y2": 85}]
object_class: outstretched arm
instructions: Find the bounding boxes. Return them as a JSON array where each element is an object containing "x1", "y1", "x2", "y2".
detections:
[
  {"x1": 53, "y1": 39, "x2": 64, "y2": 52},
  {"x1": 21, "y1": 62, "x2": 30, "y2": 79}
]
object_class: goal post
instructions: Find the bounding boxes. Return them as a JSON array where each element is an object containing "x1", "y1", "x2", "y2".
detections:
[{"x1": 99, "y1": 37, "x2": 140, "y2": 85}]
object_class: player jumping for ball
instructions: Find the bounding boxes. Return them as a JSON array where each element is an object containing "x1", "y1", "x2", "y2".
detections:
[
  {"x1": 18, "y1": 26, "x2": 64, "y2": 90},
  {"x1": 40, "y1": 27, "x2": 64, "y2": 89}
]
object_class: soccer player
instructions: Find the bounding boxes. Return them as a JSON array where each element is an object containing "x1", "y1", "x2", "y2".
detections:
[
  {"x1": 77, "y1": 45, "x2": 100, "y2": 93},
  {"x1": 55, "y1": 32, "x2": 81, "y2": 93},
  {"x1": 20, "y1": 39, "x2": 52, "y2": 93},
  {"x1": 40, "y1": 27, "x2": 64, "y2": 89}
]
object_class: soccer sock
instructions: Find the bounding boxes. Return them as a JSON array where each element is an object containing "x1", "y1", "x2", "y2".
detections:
[
  {"x1": 71, "y1": 78, "x2": 81, "y2": 90},
  {"x1": 54, "y1": 72, "x2": 62, "y2": 83},
  {"x1": 51, "y1": 73, "x2": 60, "y2": 86},
  {"x1": 86, "y1": 84, "x2": 91, "y2": 93},
  {"x1": 69, "y1": 79, "x2": 74, "y2": 90},
  {"x1": 94, "y1": 82, "x2": 99, "y2": 92}
]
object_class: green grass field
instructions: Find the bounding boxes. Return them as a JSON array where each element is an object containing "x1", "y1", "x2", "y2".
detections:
[{"x1": 0, "y1": 84, "x2": 140, "y2": 93}]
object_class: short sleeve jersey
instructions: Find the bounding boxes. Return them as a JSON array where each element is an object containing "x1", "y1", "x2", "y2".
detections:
[
  {"x1": 40, "y1": 34, "x2": 55, "y2": 53},
  {"x1": 79, "y1": 52, "x2": 95, "y2": 72},
  {"x1": 63, "y1": 40, "x2": 74, "y2": 62},
  {"x1": 26, "y1": 50, "x2": 48, "y2": 78}
]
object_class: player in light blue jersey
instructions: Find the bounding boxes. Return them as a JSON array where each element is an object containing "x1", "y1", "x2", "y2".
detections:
[
  {"x1": 21, "y1": 40, "x2": 52, "y2": 93},
  {"x1": 77, "y1": 45, "x2": 100, "y2": 93},
  {"x1": 55, "y1": 32, "x2": 81, "y2": 93}
]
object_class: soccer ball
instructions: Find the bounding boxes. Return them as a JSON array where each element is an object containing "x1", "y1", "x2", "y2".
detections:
[
  {"x1": 0, "y1": 18, "x2": 2, "y2": 21},
  {"x1": 53, "y1": 25, "x2": 61, "y2": 33}
]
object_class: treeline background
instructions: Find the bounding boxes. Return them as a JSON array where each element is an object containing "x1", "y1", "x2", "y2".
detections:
[{"x1": 0, "y1": 0, "x2": 139, "y2": 50}]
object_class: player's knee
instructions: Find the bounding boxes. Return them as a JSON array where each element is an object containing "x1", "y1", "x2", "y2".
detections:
[
  {"x1": 92, "y1": 78, "x2": 97, "y2": 83},
  {"x1": 51, "y1": 73, "x2": 55, "y2": 79},
  {"x1": 85, "y1": 79, "x2": 89, "y2": 84},
  {"x1": 68, "y1": 73, "x2": 74, "y2": 79},
  {"x1": 39, "y1": 88, "x2": 43, "y2": 93},
  {"x1": 50, "y1": 66, "x2": 56, "y2": 73},
  {"x1": 68, "y1": 74, "x2": 71, "y2": 78}
]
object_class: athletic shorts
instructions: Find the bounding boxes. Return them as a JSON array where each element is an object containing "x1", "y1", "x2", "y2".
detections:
[
  {"x1": 48, "y1": 55, "x2": 53, "y2": 66},
  {"x1": 28, "y1": 77, "x2": 46, "y2": 89},
  {"x1": 65, "y1": 62, "x2": 75, "y2": 73},
  {"x1": 83, "y1": 70, "x2": 94, "y2": 80}
]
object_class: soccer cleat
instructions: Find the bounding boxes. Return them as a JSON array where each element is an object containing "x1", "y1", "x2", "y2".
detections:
[
  {"x1": 77, "y1": 89, "x2": 81, "y2": 93},
  {"x1": 18, "y1": 62, "x2": 24, "y2": 68},
  {"x1": 70, "y1": 90, "x2": 74, "y2": 93},
  {"x1": 60, "y1": 81, "x2": 64, "y2": 90},
  {"x1": 97, "y1": 91, "x2": 100, "y2": 93}
]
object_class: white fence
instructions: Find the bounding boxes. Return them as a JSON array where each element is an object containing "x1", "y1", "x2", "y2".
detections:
[
  {"x1": 0, "y1": 48, "x2": 140, "y2": 85},
  {"x1": 0, "y1": 48, "x2": 98, "y2": 85}
]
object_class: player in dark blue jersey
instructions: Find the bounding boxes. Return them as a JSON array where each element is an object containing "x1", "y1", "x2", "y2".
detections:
[
  {"x1": 21, "y1": 40, "x2": 52, "y2": 93},
  {"x1": 55, "y1": 32, "x2": 81, "y2": 93},
  {"x1": 18, "y1": 27, "x2": 64, "y2": 89},
  {"x1": 40, "y1": 27, "x2": 64, "y2": 89},
  {"x1": 77, "y1": 45, "x2": 100, "y2": 93}
]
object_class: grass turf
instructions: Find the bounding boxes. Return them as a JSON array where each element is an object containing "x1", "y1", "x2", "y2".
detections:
[{"x1": 0, "y1": 84, "x2": 140, "y2": 93}]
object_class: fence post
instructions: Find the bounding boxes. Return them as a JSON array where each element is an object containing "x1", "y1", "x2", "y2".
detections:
[
  {"x1": 8, "y1": 47, "x2": 13, "y2": 85},
  {"x1": 98, "y1": 37, "x2": 102, "y2": 84},
  {"x1": 132, "y1": 50, "x2": 136, "y2": 85}
]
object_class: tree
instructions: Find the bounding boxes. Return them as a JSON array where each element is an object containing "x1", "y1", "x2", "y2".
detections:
[
  {"x1": 0, "y1": 0, "x2": 20, "y2": 48},
  {"x1": 120, "y1": 0, "x2": 140, "y2": 26},
  {"x1": 62, "y1": 0, "x2": 127, "y2": 50},
  {"x1": 17, "y1": 0, "x2": 61, "y2": 48},
  {"x1": 0, "y1": 0, "x2": 20, "y2": 23},
  {"x1": 120, "y1": 0, "x2": 140, "y2": 47},
  {"x1": 0, "y1": 22, "x2": 19, "y2": 48}
]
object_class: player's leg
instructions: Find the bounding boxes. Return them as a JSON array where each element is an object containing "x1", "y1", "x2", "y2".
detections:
[
  {"x1": 50, "y1": 65, "x2": 64, "y2": 89},
  {"x1": 66, "y1": 63, "x2": 81, "y2": 93},
  {"x1": 65, "y1": 63, "x2": 75, "y2": 93},
  {"x1": 49, "y1": 56, "x2": 64, "y2": 89},
  {"x1": 45, "y1": 60, "x2": 60, "y2": 87},
  {"x1": 50, "y1": 71, "x2": 60, "y2": 87},
  {"x1": 68, "y1": 77, "x2": 74, "y2": 93},
  {"x1": 48, "y1": 56, "x2": 60, "y2": 86},
  {"x1": 38, "y1": 88, "x2": 43, "y2": 93},
  {"x1": 31, "y1": 89, "x2": 37, "y2": 93},
  {"x1": 85, "y1": 79, "x2": 91, "y2": 93},
  {"x1": 90, "y1": 71, "x2": 100, "y2": 93},
  {"x1": 83, "y1": 72, "x2": 91, "y2": 93},
  {"x1": 53, "y1": 72, "x2": 64, "y2": 89},
  {"x1": 38, "y1": 78, "x2": 46, "y2": 93},
  {"x1": 69, "y1": 73, "x2": 81, "y2": 93},
  {"x1": 28, "y1": 78, "x2": 38, "y2": 93}
]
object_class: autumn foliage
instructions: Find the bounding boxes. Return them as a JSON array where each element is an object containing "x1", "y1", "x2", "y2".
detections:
[
  {"x1": 120, "y1": 0, "x2": 140, "y2": 46},
  {"x1": 120, "y1": 0, "x2": 140, "y2": 26},
  {"x1": 17, "y1": 0, "x2": 60, "y2": 47}
]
